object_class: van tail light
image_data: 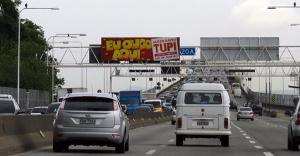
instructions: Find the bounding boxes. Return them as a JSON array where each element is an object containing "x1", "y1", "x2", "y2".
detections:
[
  {"x1": 250, "y1": 112, "x2": 254, "y2": 114},
  {"x1": 172, "y1": 111, "x2": 176, "y2": 115},
  {"x1": 224, "y1": 118, "x2": 229, "y2": 129},
  {"x1": 177, "y1": 117, "x2": 182, "y2": 128},
  {"x1": 296, "y1": 114, "x2": 300, "y2": 125},
  {"x1": 60, "y1": 100, "x2": 66, "y2": 110},
  {"x1": 113, "y1": 101, "x2": 118, "y2": 111}
]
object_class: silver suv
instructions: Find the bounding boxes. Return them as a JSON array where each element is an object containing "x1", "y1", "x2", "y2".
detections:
[
  {"x1": 288, "y1": 100, "x2": 300, "y2": 150},
  {"x1": 53, "y1": 93, "x2": 130, "y2": 153}
]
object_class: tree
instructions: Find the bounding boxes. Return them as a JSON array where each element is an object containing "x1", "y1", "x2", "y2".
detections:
[{"x1": 0, "y1": 0, "x2": 64, "y2": 92}]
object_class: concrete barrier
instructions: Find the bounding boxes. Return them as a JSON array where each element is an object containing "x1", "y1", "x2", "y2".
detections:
[
  {"x1": 0, "y1": 112, "x2": 171, "y2": 156},
  {"x1": 0, "y1": 115, "x2": 54, "y2": 156}
]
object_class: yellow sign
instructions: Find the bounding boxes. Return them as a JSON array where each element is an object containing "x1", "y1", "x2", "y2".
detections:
[{"x1": 271, "y1": 95, "x2": 276, "y2": 104}]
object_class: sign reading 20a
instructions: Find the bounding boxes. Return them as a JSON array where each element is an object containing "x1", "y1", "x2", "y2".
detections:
[{"x1": 180, "y1": 48, "x2": 196, "y2": 56}]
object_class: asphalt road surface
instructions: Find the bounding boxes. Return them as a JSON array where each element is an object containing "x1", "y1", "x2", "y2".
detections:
[{"x1": 13, "y1": 92, "x2": 299, "y2": 156}]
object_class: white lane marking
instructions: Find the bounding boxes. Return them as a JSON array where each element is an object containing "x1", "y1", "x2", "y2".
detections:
[
  {"x1": 255, "y1": 146, "x2": 263, "y2": 149},
  {"x1": 161, "y1": 144, "x2": 166, "y2": 147},
  {"x1": 263, "y1": 152, "x2": 273, "y2": 156},
  {"x1": 243, "y1": 133, "x2": 247, "y2": 136},
  {"x1": 168, "y1": 139, "x2": 174, "y2": 142},
  {"x1": 146, "y1": 150, "x2": 156, "y2": 155},
  {"x1": 246, "y1": 136, "x2": 250, "y2": 139},
  {"x1": 250, "y1": 140, "x2": 256, "y2": 143},
  {"x1": 240, "y1": 131, "x2": 244, "y2": 133}
]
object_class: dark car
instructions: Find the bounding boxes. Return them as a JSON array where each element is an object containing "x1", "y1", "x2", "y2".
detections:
[
  {"x1": 141, "y1": 104, "x2": 155, "y2": 112},
  {"x1": 25, "y1": 108, "x2": 33, "y2": 114},
  {"x1": 46, "y1": 102, "x2": 61, "y2": 114},
  {"x1": 31, "y1": 107, "x2": 48, "y2": 115},
  {"x1": 0, "y1": 99, "x2": 22, "y2": 115},
  {"x1": 230, "y1": 100, "x2": 238, "y2": 112},
  {"x1": 135, "y1": 106, "x2": 153, "y2": 112}
]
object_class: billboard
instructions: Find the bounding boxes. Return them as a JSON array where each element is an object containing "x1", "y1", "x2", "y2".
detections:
[
  {"x1": 101, "y1": 37, "x2": 180, "y2": 61},
  {"x1": 89, "y1": 44, "x2": 119, "y2": 63}
]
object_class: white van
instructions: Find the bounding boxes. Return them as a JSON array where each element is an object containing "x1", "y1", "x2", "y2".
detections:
[
  {"x1": 174, "y1": 83, "x2": 231, "y2": 147},
  {"x1": 234, "y1": 89, "x2": 242, "y2": 98}
]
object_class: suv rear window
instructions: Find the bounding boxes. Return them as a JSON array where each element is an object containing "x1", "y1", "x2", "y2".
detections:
[
  {"x1": 64, "y1": 97, "x2": 114, "y2": 111},
  {"x1": 184, "y1": 93, "x2": 222, "y2": 104},
  {"x1": 0, "y1": 100, "x2": 15, "y2": 113}
]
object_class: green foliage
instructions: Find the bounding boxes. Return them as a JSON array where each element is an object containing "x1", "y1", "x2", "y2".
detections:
[{"x1": 0, "y1": 0, "x2": 64, "y2": 92}]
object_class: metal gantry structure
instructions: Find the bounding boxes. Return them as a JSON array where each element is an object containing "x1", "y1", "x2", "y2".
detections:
[{"x1": 48, "y1": 45, "x2": 300, "y2": 94}]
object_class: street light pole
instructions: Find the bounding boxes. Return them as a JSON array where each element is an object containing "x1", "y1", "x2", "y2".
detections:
[{"x1": 17, "y1": 7, "x2": 59, "y2": 105}]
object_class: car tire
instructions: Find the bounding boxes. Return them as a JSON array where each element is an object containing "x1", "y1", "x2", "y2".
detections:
[
  {"x1": 53, "y1": 139, "x2": 63, "y2": 152},
  {"x1": 116, "y1": 137, "x2": 126, "y2": 153},
  {"x1": 176, "y1": 135, "x2": 183, "y2": 146},
  {"x1": 251, "y1": 118, "x2": 254, "y2": 121},
  {"x1": 125, "y1": 135, "x2": 129, "y2": 151},
  {"x1": 237, "y1": 118, "x2": 239, "y2": 121},
  {"x1": 171, "y1": 120, "x2": 175, "y2": 125},
  {"x1": 221, "y1": 136, "x2": 229, "y2": 147},
  {"x1": 259, "y1": 113, "x2": 262, "y2": 116},
  {"x1": 291, "y1": 137, "x2": 299, "y2": 151}
]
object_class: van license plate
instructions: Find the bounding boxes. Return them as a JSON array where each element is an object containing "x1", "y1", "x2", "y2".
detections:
[
  {"x1": 80, "y1": 118, "x2": 95, "y2": 124},
  {"x1": 197, "y1": 121, "x2": 209, "y2": 126}
]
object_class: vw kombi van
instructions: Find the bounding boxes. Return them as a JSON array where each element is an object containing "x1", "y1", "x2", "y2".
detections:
[{"x1": 174, "y1": 83, "x2": 231, "y2": 147}]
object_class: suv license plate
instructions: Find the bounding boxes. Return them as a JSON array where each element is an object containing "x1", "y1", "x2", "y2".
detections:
[
  {"x1": 197, "y1": 121, "x2": 209, "y2": 126},
  {"x1": 80, "y1": 118, "x2": 96, "y2": 124}
]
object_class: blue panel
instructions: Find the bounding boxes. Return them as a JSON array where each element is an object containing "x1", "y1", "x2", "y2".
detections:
[{"x1": 180, "y1": 48, "x2": 196, "y2": 56}]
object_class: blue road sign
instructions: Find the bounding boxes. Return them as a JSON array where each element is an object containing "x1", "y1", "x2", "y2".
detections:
[{"x1": 180, "y1": 48, "x2": 196, "y2": 56}]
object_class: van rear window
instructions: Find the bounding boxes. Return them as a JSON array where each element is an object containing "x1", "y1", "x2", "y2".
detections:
[
  {"x1": 184, "y1": 93, "x2": 222, "y2": 104},
  {"x1": 64, "y1": 97, "x2": 114, "y2": 111}
]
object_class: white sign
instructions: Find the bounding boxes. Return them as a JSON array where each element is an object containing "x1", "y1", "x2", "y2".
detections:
[{"x1": 151, "y1": 37, "x2": 180, "y2": 61}]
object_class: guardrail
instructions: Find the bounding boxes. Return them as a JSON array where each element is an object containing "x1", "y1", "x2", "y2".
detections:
[
  {"x1": 0, "y1": 112, "x2": 171, "y2": 155},
  {"x1": 242, "y1": 87, "x2": 296, "y2": 111}
]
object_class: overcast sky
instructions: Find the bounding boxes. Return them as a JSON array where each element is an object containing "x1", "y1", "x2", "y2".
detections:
[{"x1": 19, "y1": 0, "x2": 300, "y2": 93}]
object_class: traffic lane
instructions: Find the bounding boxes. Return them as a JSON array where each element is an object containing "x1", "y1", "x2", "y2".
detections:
[
  {"x1": 233, "y1": 116, "x2": 299, "y2": 156},
  {"x1": 14, "y1": 121, "x2": 272, "y2": 156},
  {"x1": 12, "y1": 122, "x2": 175, "y2": 156},
  {"x1": 158, "y1": 121, "x2": 269, "y2": 156}
]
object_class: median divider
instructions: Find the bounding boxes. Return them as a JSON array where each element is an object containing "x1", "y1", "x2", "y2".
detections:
[{"x1": 0, "y1": 111, "x2": 172, "y2": 155}]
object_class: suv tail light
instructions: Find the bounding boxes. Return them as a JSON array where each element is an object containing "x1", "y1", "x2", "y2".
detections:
[
  {"x1": 60, "y1": 100, "x2": 66, "y2": 110},
  {"x1": 113, "y1": 101, "x2": 118, "y2": 111},
  {"x1": 250, "y1": 112, "x2": 254, "y2": 114},
  {"x1": 296, "y1": 114, "x2": 300, "y2": 125},
  {"x1": 177, "y1": 117, "x2": 182, "y2": 128},
  {"x1": 224, "y1": 117, "x2": 229, "y2": 129}
]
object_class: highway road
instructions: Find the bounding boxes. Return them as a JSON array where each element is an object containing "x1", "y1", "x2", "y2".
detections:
[{"x1": 13, "y1": 92, "x2": 299, "y2": 156}]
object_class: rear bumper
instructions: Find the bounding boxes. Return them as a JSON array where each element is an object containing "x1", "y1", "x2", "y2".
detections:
[
  {"x1": 174, "y1": 130, "x2": 231, "y2": 136},
  {"x1": 53, "y1": 124, "x2": 124, "y2": 145},
  {"x1": 237, "y1": 115, "x2": 253, "y2": 119}
]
